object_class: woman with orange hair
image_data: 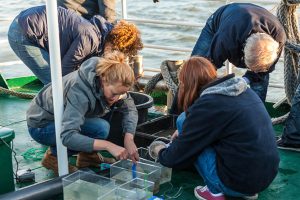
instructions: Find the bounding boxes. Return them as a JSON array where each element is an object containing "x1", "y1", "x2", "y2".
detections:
[
  {"x1": 8, "y1": 5, "x2": 142, "y2": 85},
  {"x1": 152, "y1": 57, "x2": 279, "y2": 200}
]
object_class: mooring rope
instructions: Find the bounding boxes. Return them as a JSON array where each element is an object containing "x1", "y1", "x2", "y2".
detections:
[
  {"x1": 144, "y1": 60, "x2": 182, "y2": 96},
  {"x1": 144, "y1": 72, "x2": 163, "y2": 94},
  {"x1": 277, "y1": 0, "x2": 300, "y2": 104},
  {"x1": 0, "y1": 86, "x2": 35, "y2": 99},
  {"x1": 272, "y1": 0, "x2": 300, "y2": 124}
]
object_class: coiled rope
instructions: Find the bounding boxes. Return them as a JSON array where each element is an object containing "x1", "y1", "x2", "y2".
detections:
[
  {"x1": 144, "y1": 60, "x2": 183, "y2": 96},
  {"x1": 277, "y1": 0, "x2": 300, "y2": 104},
  {"x1": 272, "y1": 0, "x2": 300, "y2": 124},
  {"x1": 0, "y1": 86, "x2": 35, "y2": 99}
]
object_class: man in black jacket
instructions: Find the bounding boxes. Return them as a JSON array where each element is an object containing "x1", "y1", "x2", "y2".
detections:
[{"x1": 191, "y1": 3, "x2": 286, "y2": 101}]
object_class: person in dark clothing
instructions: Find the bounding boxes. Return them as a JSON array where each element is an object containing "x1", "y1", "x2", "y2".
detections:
[
  {"x1": 191, "y1": 3, "x2": 286, "y2": 101},
  {"x1": 152, "y1": 57, "x2": 279, "y2": 200},
  {"x1": 8, "y1": 5, "x2": 143, "y2": 85},
  {"x1": 277, "y1": 83, "x2": 300, "y2": 151},
  {"x1": 57, "y1": 0, "x2": 116, "y2": 23}
]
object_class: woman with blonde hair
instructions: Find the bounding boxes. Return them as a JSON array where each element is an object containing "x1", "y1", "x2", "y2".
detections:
[
  {"x1": 26, "y1": 51, "x2": 139, "y2": 175},
  {"x1": 153, "y1": 57, "x2": 279, "y2": 200},
  {"x1": 8, "y1": 5, "x2": 143, "y2": 85}
]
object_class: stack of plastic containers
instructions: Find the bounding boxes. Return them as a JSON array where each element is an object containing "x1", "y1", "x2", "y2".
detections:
[
  {"x1": 63, "y1": 148, "x2": 171, "y2": 200},
  {"x1": 138, "y1": 147, "x2": 172, "y2": 185},
  {"x1": 110, "y1": 159, "x2": 161, "y2": 193},
  {"x1": 100, "y1": 178, "x2": 154, "y2": 200},
  {"x1": 63, "y1": 171, "x2": 116, "y2": 200}
]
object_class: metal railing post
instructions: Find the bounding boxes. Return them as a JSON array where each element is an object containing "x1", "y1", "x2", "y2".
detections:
[
  {"x1": 225, "y1": 60, "x2": 233, "y2": 74},
  {"x1": 121, "y1": 0, "x2": 127, "y2": 19},
  {"x1": 45, "y1": 0, "x2": 69, "y2": 176}
]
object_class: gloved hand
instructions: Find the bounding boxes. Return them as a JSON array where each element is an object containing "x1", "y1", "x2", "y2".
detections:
[
  {"x1": 153, "y1": 0, "x2": 159, "y2": 3},
  {"x1": 149, "y1": 140, "x2": 167, "y2": 160}
]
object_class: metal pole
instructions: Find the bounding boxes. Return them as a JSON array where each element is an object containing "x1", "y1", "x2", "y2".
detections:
[
  {"x1": 45, "y1": 0, "x2": 69, "y2": 176},
  {"x1": 121, "y1": 0, "x2": 127, "y2": 19},
  {"x1": 225, "y1": 60, "x2": 233, "y2": 74}
]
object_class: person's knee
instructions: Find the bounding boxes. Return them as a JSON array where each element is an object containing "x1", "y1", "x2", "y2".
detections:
[{"x1": 99, "y1": 120, "x2": 110, "y2": 139}]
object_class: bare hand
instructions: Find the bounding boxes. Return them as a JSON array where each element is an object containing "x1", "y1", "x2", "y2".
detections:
[
  {"x1": 124, "y1": 133, "x2": 139, "y2": 163},
  {"x1": 171, "y1": 130, "x2": 179, "y2": 141},
  {"x1": 107, "y1": 144, "x2": 128, "y2": 160}
]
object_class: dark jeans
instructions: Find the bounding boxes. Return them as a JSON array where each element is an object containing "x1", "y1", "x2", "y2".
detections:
[
  {"x1": 191, "y1": 14, "x2": 214, "y2": 57},
  {"x1": 28, "y1": 118, "x2": 110, "y2": 156},
  {"x1": 176, "y1": 112, "x2": 247, "y2": 197},
  {"x1": 281, "y1": 84, "x2": 300, "y2": 145},
  {"x1": 191, "y1": 14, "x2": 269, "y2": 102},
  {"x1": 244, "y1": 71, "x2": 269, "y2": 102}
]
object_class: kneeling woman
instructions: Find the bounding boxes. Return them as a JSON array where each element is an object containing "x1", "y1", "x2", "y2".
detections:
[
  {"x1": 153, "y1": 57, "x2": 279, "y2": 200},
  {"x1": 27, "y1": 51, "x2": 139, "y2": 175}
]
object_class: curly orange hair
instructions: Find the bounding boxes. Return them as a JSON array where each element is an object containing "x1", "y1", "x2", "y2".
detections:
[{"x1": 106, "y1": 20, "x2": 143, "y2": 57}]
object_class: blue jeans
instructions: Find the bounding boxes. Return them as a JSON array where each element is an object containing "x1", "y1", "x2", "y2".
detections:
[
  {"x1": 176, "y1": 112, "x2": 247, "y2": 197},
  {"x1": 191, "y1": 14, "x2": 214, "y2": 57},
  {"x1": 191, "y1": 14, "x2": 269, "y2": 102},
  {"x1": 244, "y1": 71, "x2": 269, "y2": 102},
  {"x1": 8, "y1": 18, "x2": 51, "y2": 85},
  {"x1": 28, "y1": 118, "x2": 110, "y2": 156},
  {"x1": 281, "y1": 84, "x2": 300, "y2": 145}
]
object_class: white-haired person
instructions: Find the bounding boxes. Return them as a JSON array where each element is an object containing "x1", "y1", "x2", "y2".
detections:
[
  {"x1": 26, "y1": 51, "x2": 139, "y2": 175},
  {"x1": 191, "y1": 3, "x2": 286, "y2": 101}
]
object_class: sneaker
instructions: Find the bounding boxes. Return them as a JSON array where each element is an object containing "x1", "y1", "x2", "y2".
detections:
[
  {"x1": 277, "y1": 138, "x2": 300, "y2": 152},
  {"x1": 76, "y1": 152, "x2": 116, "y2": 168},
  {"x1": 242, "y1": 193, "x2": 258, "y2": 200},
  {"x1": 41, "y1": 149, "x2": 78, "y2": 175},
  {"x1": 194, "y1": 185, "x2": 225, "y2": 200}
]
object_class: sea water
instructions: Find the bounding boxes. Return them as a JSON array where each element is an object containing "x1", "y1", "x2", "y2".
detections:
[
  {"x1": 1, "y1": 0, "x2": 286, "y2": 103},
  {"x1": 63, "y1": 179, "x2": 112, "y2": 200}
]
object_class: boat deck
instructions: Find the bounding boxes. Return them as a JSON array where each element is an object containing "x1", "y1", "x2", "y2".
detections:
[{"x1": 0, "y1": 82, "x2": 299, "y2": 200}]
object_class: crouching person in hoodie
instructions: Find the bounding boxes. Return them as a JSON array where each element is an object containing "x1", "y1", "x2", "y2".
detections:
[
  {"x1": 26, "y1": 51, "x2": 139, "y2": 175},
  {"x1": 152, "y1": 57, "x2": 279, "y2": 200}
]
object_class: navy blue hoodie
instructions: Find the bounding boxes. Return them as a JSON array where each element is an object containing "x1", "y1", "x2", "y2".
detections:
[{"x1": 158, "y1": 74, "x2": 279, "y2": 194}]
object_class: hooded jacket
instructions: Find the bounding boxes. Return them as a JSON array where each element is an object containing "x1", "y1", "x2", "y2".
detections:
[
  {"x1": 17, "y1": 5, "x2": 113, "y2": 76},
  {"x1": 158, "y1": 74, "x2": 279, "y2": 194},
  {"x1": 27, "y1": 57, "x2": 138, "y2": 152}
]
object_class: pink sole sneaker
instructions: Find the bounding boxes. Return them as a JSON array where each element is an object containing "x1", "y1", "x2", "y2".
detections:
[{"x1": 194, "y1": 185, "x2": 225, "y2": 200}]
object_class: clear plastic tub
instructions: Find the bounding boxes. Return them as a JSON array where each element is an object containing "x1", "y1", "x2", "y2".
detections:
[
  {"x1": 138, "y1": 147, "x2": 172, "y2": 185},
  {"x1": 110, "y1": 159, "x2": 161, "y2": 193},
  {"x1": 100, "y1": 178, "x2": 154, "y2": 200},
  {"x1": 63, "y1": 170, "x2": 116, "y2": 200}
]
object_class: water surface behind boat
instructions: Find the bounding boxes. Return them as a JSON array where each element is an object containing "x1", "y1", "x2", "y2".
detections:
[{"x1": 0, "y1": 0, "x2": 287, "y2": 102}]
